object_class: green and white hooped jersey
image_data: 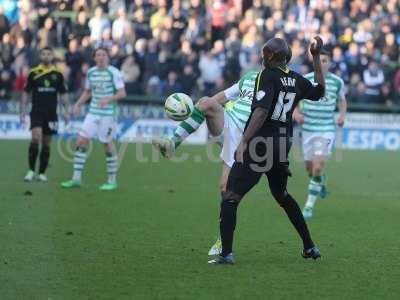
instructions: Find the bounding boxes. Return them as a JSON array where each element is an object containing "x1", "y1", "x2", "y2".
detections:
[
  {"x1": 223, "y1": 71, "x2": 258, "y2": 132},
  {"x1": 85, "y1": 65, "x2": 125, "y2": 117},
  {"x1": 301, "y1": 72, "x2": 345, "y2": 132}
]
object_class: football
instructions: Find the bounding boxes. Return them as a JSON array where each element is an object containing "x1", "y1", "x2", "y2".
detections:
[{"x1": 164, "y1": 93, "x2": 194, "y2": 121}]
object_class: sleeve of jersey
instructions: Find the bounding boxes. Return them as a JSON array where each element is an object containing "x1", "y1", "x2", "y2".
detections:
[
  {"x1": 113, "y1": 69, "x2": 125, "y2": 89},
  {"x1": 299, "y1": 76, "x2": 324, "y2": 101},
  {"x1": 252, "y1": 73, "x2": 275, "y2": 112},
  {"x1": 223, "y1": 83, "x2": 240, "y2": 101}
]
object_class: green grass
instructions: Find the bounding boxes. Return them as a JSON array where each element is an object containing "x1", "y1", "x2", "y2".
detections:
[{"x1": 1, "y1": 140, "x2": 400, "y2": 299}]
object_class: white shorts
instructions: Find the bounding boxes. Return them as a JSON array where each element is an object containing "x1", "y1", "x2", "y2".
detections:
[
  {"x1": 302, "y1": 131, "x2": 335, "y2": 161},
  {"x1": 80, "y1": 113, "x2": 117, "y2": 143},
  {"x1": 220, "y1": 112, "x2": 242, "y2": 167}
]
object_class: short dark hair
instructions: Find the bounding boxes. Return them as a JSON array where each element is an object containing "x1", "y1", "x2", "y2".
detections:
[
  {"x1": 40, "y1": 46, "x2": 53, "y2": 53},
  {"x1": 93, "y1": 47, "x2": 109, "y2": 57},
  {"x1": 320, "y1": 48, "x2": 331, "y2": 58}
]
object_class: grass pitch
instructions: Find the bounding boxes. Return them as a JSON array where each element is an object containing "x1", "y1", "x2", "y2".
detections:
[{"x1": 1, "y1": 140, "x2": 399, "y2": 299}]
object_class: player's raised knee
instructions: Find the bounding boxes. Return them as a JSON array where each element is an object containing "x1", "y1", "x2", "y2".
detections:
[
  {"x1": 76, "y1": 137, "x2": 89, "y2": 148},
  {"x1": 196, "y1": 97, "x2": 217, "y2": 114},
  {"x1": 219, "y1": 181, "x2": 227, "y2": 193}
]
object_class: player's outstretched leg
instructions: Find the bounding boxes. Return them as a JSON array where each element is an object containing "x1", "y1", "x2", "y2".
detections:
[
  {"x1": 152, "y1": 96, "x2": 224, "y2": 158},
  {"x1": 268, "y1": 172, "x2": 320, "y2": 259},
  {"x1": 61, "y1": 137, "x2": 89, "y2": 188},
  {"x1": 277, "y1": 192, "x2": 321, "y2": 259},
  {"x1": 152, "y1": 105, "x2": 205, "y2": 158}
]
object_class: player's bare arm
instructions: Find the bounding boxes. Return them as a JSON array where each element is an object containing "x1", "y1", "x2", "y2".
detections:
[
  {"x1": 293, "y1": 106, "x2": 304, "y2": 124},
  {"x1": 211, "y1": 90, "x2": 229, "y2": 106},
  {"x1": 60, "y1": 93, "x2": 71, "y2": 123},
  {"x1": 337, "y1": 96, "x2": 347, "y2": 127},
  {"x1": 308, "y1": 36, "x2": 325, "y2": 100},
  {"x1": 98, "y1": 87, "x2": 127, "y2": 108},
  {"x1": 235, "y1": 107, "x2": 268, "y2": 163},
  {"x1": 73, "y1": 89, "x2": 92, "y2": 117}
]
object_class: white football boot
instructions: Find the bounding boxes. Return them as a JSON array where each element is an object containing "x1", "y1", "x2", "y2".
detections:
[
  {"x1": 208, "y1": 237, "x2": 222, "y2": 256},
  {"x1": 38, "y1": 174, "x2": 48, "y2": 182},
  {"x1": 152, "y1": 137, "x2": 175, "y2": 158},
  {"x1": 24, "y1": 170, "x2": 35, "y2": 182}
]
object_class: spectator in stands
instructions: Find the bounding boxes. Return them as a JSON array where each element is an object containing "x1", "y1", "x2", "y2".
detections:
[
  {"x1": 65, "y1": 38, "x2": 83, "y2": 92},
  {"x1": 37, "y1": 17, "x2": 57, "y2": 49},
  {"x1": 198, "y1": 50, "x2": 222, "y2": 96},
  {"x1": 0, "y1": 0, "x2": 19, "y2": 24},
  {"x1": 150, "y1": 4, "x2": 167, "y2": 30},
  {"x1": 121, "y1": 55, "x2": 142, "y2": 95},
  {"x1": 133, "y1": 8, "x2": 152, "y2": 40},
  {"x1": 210, "y1": 0, "x2": 227, "y2": 43},
  {"x1": 183, "y1": 14, "x2": 206, "y2": 50},
  {"x1": 112, "y1": 8, "x2": 131, "y2": 44},
  {"x1": 180, "y1": 65, "x2": 197, "y2": 96},
  {"x1": 108, "y1": 0, "x2": 125, "y2": 17},
  {"x1": 394, "y1": 69, "x2": 400, "y2": 103},
  {"x1": 161, "y1": 71, "x2": 182, "y2": 96},
  {"x1": 133, "y1": 38, "x2": 147, "y2": 82},
  {"x1": 9, "y1": 13, "x2": 32, "y2": 45},
  {"x1": 0, "y1": 6, "x2": 10, "y2": 38},
  {"x1": 331, "y1": 46, "x2": 350, "y2": 82},
  {"x1": 146, "y1": 76, "x2": 161, "y2": 97},
  {"x1": 109, "y1": 43, "x2": 123, "y2": 68},
  {"x1": 0, "y1": 33, "x2": 13, "y2": 66},
  {"x1": 0, "y1": 69, "x2": 13, "y2": 98},
  {"x1": 362, "y1": 61, "x2": 385, "y2": 103},
  {"x1": 156, "y1": 50, "x2": 178, "y2": 81},
  {"x1": 88, "y1": 6, "x2": 110, "y2": 42},
  {"x1": 14, "y1": 64, "x2": 29, "y2": 98},
  {"x1": 73, "y1": 11, "x2": 90, "y2": 41}
]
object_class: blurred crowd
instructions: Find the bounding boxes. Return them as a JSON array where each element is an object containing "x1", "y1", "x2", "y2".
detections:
[{"x1": 0, "y1": 0, "x2": 399, "y2": 107}]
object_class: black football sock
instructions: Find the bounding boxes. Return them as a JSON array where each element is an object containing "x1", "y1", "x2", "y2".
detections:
[
  {"x1": 28, "y1": 142, "x2": 39, "y2": 171},
  {"x1": 39, "y1": 145, "x2": 50, "y2": 174},
  {"x1": 219, "y1": 199, "x2": 239, "y2": 257},
  {"x1": 281, "y1": 193, "x2": 314, "y2": 250}
]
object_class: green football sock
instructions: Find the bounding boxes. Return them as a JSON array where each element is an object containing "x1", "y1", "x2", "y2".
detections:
[
  {"x1": 72, "y1": 147, "x2": 87, "y2": 182},
  {"x1": 305, "y1": 176, "x2": 322, "y2": 209},
  {"x1": 172, "y1": 107, "x2": 205, "y2": 148}
]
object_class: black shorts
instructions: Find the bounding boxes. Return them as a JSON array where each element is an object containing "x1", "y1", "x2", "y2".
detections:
[
  {"x1": 30, "y1": 111, "x2": 58, "y2": 135},
  {"x1": 227, "y1": 136, "x2": 292, "y2": 198}
]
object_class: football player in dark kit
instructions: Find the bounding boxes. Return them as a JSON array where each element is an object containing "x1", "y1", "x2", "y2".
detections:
[
  {"x1": 209, "y1": 36, "x2": 326, "y2": 264},
  {"x1": 20, "y1": 47, "x2": 70, "y2": 182}
]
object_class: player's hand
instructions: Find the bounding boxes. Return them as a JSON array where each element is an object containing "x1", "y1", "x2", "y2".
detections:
[
  {"x1": 337, "y1": 114, "x2": 345, "y2": 127},
  {"x1": 310, "y1": 36, "x2": 323, "y2": 56},
  {"x1": 235, "y1": 140, "x2": 247, "y2": 164},
  {"x1": 72, "y1": 104, "x2": 80, "y2": 117},
  {"x1": 293, "y1": 112, "x2": 305, "y2": 124},
  {"x1": 98, "y1": 98, "x2": 110, "y2": 108}
]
